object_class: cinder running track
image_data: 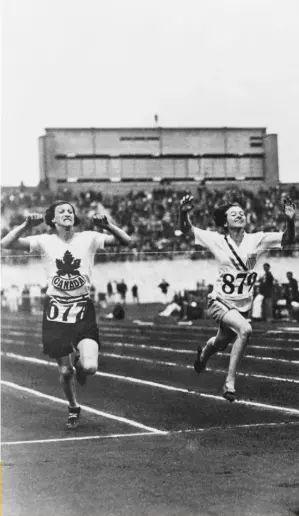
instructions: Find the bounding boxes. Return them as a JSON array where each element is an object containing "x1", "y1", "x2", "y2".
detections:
[{"x1": 2, "y1": 308, "x2": 299, "y2": 516}]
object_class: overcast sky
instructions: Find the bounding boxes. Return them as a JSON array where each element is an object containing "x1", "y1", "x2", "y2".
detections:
[{"x1": 2, "y1": 0, "x2": 299, "y2": 186}]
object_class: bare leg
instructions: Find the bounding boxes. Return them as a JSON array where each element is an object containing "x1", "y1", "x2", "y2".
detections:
[
  {"x1": 57, "y1": 355, "x2": 79, "y2": 408},
  {"x1": 74, "y1": 338, "x2": 99, "y2": 386},
  {"x1": 200, "y1": 326, "x2": 236, "y2": 364},
  {"x1": 221, "y1": 309, "x2": 252, "y2": 394}
]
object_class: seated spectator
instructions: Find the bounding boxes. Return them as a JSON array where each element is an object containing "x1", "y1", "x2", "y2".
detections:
[{"x1": 159, "y1": 292, "x2": 183, "y2": 317}]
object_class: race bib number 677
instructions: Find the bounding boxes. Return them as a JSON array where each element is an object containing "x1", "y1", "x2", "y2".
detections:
[
  {"x1": 46, "y1": 299, "x2": 87, "y2": 324},
  {"x1": 221, "y1": 272, "x2": 257, "y2": 295}
]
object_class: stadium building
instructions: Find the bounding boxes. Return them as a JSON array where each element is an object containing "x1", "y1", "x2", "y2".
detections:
[{"x1": 38, "y1": 127, "x2": 279, "y2": 193}]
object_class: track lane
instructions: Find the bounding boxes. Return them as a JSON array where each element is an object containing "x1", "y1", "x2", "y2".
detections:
[
  {"x1": 2, "y1": 351, "x2": 299, "y2": 429},
  {"x1": 2, "y1": 313, "x2": 299, "y2": 516},
  {"x1": 2, "y1": 330, "x2": 299, "y2": 386},
  {"x1": 1, "y1": 385, "x2": 151, "y2": 443}
]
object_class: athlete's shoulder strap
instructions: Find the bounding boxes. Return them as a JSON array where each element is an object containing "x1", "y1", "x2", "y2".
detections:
[{"x1": 224, "y1": 235, "x2": 248, "y2": 272}]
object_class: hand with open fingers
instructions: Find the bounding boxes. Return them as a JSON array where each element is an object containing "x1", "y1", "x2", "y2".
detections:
[
  {"x1": 282, "y1": 196, "x2": 296, "y2": 220},
  {"x1": 91, "y1": 213, "x2": 110, "y2": 229},
  {"x1": 180, "y1": 194, "x2": 194, "y2": 212},
  {"x1": 26, "y1": 213, "x2": 44, "y2": 227}
]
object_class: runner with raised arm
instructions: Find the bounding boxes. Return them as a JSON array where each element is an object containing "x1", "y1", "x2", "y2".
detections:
[
  {"x1": 179, "y1": 194, "x2": 296, "y2": 401},
  {"x1": 1, "y1": 200, "x2": 131, "y2": 428}
]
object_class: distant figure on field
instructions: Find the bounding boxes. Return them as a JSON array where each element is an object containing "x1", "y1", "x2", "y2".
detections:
[
  {"x1": 21, "y1": 284, "x2": 31, "y2": 314},
  {"x1": 132, "y1": 284, "x2": 139, "y2": 304},
  {"x1": 259, "y1": 263, "x2": 275, "y2": 322},
  {"x1": 283, "y1": 271, "x2": 299, "y2": 321},
  {"x1": 158, "y1": 279, "x2": 170, "y2": 303},
  {"x1": 117, "y1": 280, "x2": 128, "y2": 304},
  {"x1": 106, "y1": 281, "x2": 114, "y2": 303}
]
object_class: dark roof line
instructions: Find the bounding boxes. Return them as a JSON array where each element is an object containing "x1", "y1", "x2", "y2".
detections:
[{"x1": 44, "y1": 126, "x2": 268, "y2": 132}]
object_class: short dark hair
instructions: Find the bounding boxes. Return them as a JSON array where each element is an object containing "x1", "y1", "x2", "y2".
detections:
[
  {"x1": 45, "y1": 200, "x2": 80, "y2": 228},
  {"x1": 214, "y1": 202, "x2": 243, "y2": 228}
]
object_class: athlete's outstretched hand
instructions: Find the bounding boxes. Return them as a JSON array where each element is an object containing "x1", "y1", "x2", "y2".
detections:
[
  {"x1": 282, "y1": 196, "x2": 296, "y2": 220},
  {"x1": 25, "y1": 213, "x2": 44, "y2": 228},
  {"x1": 91, "y1": 213, "x2": 110, "y2": 229},
  {"x1": 180, "y1": 194, "x2": 194, "y2": 213}
]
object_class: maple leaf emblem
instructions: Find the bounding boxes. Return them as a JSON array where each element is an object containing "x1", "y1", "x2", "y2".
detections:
[{"x1": 56, "y1": 250, "x2": 81, "y2": 277}]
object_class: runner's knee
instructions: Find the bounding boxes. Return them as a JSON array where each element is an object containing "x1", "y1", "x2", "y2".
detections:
[
  {"x1": 238, "y1": 323, "x2": 252, "y2": 341},
  {"x1": 214, "y1": 329, "x2": 234, "y2": 351},
  {"x1": 80, "y1": 359, "x2": 97, "y2": 375}
]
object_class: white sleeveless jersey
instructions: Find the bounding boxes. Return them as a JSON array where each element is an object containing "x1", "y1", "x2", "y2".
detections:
[
  {"x1": 194, "y1": 228, "x2": 283, "y2": 311},
  {"x1": 24, "y1": 231, "x2": 106, "y2": 299}
]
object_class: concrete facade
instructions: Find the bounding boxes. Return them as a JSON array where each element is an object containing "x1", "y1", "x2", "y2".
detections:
[{"x1": 38, "y1": 127, "x2": 279, "y2": 191}]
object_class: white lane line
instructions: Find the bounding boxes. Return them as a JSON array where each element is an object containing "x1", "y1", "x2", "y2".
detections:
[
  {"x1": 262, "y1": 337, "x2": 299, "y2": 343},
  {"x1": 2, "y1": 324, "x2": 276, "y2": 341},
  {"x1": 103, "y1": 332, "x2": 299, "y2": 344},
  {"x1": 100, "y1": 352, "x2": 299, "y2": 384},
  {"x1": 248, "y1": 345, "x2": 299, "y2": 350},
  {"x1": 2, "y1": 352, "x2": 299, "y2": 415},
  {"x1": 1, "y1": 432, "x2": 159, "y2": 446},
  {"x1": 268, "y1": 328, "x2": 299, "y2": 334},
  {"x1": 3, "y1": 331, "x2": 41, "y2": 338},
  {"x1": 2, "y1": 338, "x2": 43, "y2": 348},
  {"x1": 5, "y1": 327, "x2": 299, "y2": 344},
  {"x1": 105, "y1": 341, "x2": 299, "y2": 356},
  {"x1": 3, "y1": 420, "x2": 299, "y2": 446},
  {"x1": 3, "y1": 337, "x2": 299, "y2": 363},
  {"x1": 1, "y1": 353, "x2": 53, "y2": 366},
  {"x1": 5, "y1": 321, "x2": 299, "y2": 336},
  {"x1": 0, "y1": 380, "x2": 165, "y2": 434},
  {"x1": 1, "y1": 322, "x2": 212, "y2": 332},
  {"x1": 101, "y1": 350, "x2": 299, "y2": 367},
  {"x1": 174, "y1": 420, "x2": 299, "y2": 433},
  {"x1": 96, "y1": 373, "x2": 299, "y2": 415},
  {"x1": 3, "y1": 330, "x2": 299, "y2": 350},
  {"x1": 2, "y1": 350, "x2": 299, "y2": 385},
  {"x1": 243, "y1": 354, "x2": 299, "y2": 364}
]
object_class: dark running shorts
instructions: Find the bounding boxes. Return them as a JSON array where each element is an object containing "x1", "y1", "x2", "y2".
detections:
[{"x1": 42, "y1": 296, "x2": 100, "y2": 359}]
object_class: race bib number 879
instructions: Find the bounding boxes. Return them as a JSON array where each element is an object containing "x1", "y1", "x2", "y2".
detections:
[
  {"x1": 46, "y1": 299, "x2": 87, "y2": 324},
  {"x1": 221, "y1": 272, "x2": 257, "y2": 295}
]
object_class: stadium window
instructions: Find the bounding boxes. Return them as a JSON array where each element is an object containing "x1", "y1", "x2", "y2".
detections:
[
  {"x1": 250, "y1": 136, "x2": 263, "y2": 148},
  {"x1": 120, "y1": 136, "x2": 159, "y2": 142}
]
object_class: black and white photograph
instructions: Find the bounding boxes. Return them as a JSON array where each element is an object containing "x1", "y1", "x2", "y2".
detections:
[{"x1": 1, "y1": 1, "x2": 299, "y2": 515}]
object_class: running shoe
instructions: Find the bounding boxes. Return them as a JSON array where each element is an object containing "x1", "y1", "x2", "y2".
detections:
[
  {"x1": 193, "y1": 346, "x2": 207, "y2": 374},
  {"x1": 222, "y1": 384, "x2": 237, "y2": 403},
  {"x1": 66, "y1": 406, "x2": 81, "y2": 429}
]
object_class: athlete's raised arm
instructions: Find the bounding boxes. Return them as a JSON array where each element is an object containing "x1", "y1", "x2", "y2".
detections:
[
  {"x1": 179, "y1": 194, "x2": 195, "y2": 239},
  {"x1": 281, "y1": 196, "x2": 296, "y2": 247},
  {"x1": 0, "y1": 214, "x2": 44, "y2": 251},
  {"x1": 91, "y1": 214, "x2": 131, "y2": 246}
]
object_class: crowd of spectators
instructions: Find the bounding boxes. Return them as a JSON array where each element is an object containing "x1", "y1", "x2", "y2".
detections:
[{"x1": 1, "y1": 182, "x2": 299, "y2": 263}]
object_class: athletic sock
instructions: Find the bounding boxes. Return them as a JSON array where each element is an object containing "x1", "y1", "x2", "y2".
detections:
[{"x1": 68, "y1": 406, "x2": 80, "y2": 414}]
